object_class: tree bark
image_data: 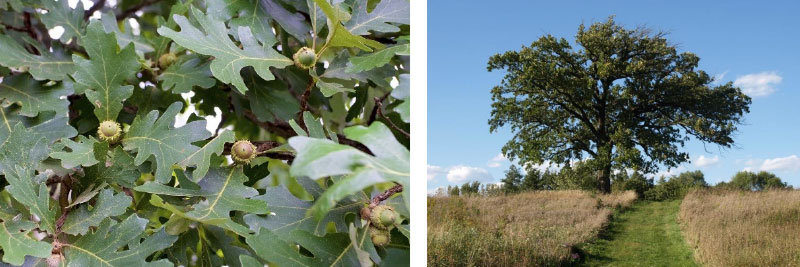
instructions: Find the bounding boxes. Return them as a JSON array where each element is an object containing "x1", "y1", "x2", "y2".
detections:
[{"x1": 597, "y1": 163, "x2": 612, "y2": 194}]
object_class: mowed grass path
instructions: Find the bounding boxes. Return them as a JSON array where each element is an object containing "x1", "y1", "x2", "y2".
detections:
[{"x1": 580, "y1": 200, "x2": 697, "y2": 266}]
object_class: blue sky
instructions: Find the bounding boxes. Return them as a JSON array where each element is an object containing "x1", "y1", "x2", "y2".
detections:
[{"x1": 427, "y1": 0, "x2": 800, "y2": 193}]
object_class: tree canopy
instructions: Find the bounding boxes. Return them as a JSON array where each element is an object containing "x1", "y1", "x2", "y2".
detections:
[{"x1": 487, "y1": 17, "x2": 751, "y2": 193}]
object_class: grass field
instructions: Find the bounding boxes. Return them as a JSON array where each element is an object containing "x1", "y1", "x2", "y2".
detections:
[
  {"x1": 679, "y1": 189, "x2": 800, "y2": 266},
  {"x1": 427, "y1": 190, "x2": 636, "y2": 266},
  {"x1": 580, "y1": 200, "x2": 697, "y2": 266}
]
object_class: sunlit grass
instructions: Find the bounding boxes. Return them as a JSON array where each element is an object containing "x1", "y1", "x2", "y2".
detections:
[
  {"x1": 427, "y1": 190, "x2": 636, "y2": 266},
  {"x1": 679, "y1": 189, "x2": 800, "y2": 266}
]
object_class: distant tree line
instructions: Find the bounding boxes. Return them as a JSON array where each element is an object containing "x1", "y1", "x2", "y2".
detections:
[{"x1": 439, "y1": 162, "x2": 792, "y2": 200}]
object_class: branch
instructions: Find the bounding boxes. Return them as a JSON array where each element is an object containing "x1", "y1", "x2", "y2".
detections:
[
  {"x1": 369, "y1": 184, "x2": 403, "y2": 208},
  {"x1": 373, "y1": 97, "x2": 409, "y2": 138},
  {"x1": 367, "y1": 92, "x2": 391, "y2": 125},
  {"x1": 296, "y1": 76, "x2": 315, "y2": 132},
  {"x1": 222, "y1": 140, "x2": 295, "y2": 161},
  {"x1": 243, "y1": 110, "x2": 296, "y2": 138},
  {"x1": 116, "y1": 0, "x2": 161, "y2": 21},
  {"x1": 84, "y1": 0, "x2": 106, "y2": 19}
]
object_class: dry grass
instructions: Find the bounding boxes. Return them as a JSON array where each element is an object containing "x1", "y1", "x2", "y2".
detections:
[
  {"x1": 679, "y1": 189, "x2": 800, "y2": 267},
  {"x1": 427, "y1": 190, "x2": 636, "y2": 266}
]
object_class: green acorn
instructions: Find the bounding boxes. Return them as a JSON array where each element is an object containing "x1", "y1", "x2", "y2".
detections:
[
  {"x1": 97, "y1": 120, "x2": 122, "y2": 144},
  {"x1": 370, "y1": 205, "x2": 398, "y2": 230},
  {"x1": 293, "y1": 47, "x2": 316, "y2": 69},
  {"x1": 370, "y1": 227, "x2": 391, "y2": 247},
  {"x1": 231, "y1": 140, "x2": 257, "y2": 164},
  {"x1": 158, "y1": 53, "x2": 177, "y2": 69}
]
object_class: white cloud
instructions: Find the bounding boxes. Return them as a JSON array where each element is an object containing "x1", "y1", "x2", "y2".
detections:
[
  {"x1": 427, "y1": 165, "x2": 444, "y2": 181},
  {"x1": 446, "y1": 165, "x2": 493, "y2": 184},
  {"x1": 487, "y1": 153, "x2": 508, "y2": 168},
  {"x1": 734, "y1": 71, "x2": 782, "y2": 97},
  {"x1": 760, "y1": 155, "x2": 800, "y2": 172},
  {"x1": 695, "y1": 155, "x2": 720, "y2": 167},
  {"x1": 651, "y1": 166, "x2": 686, "y2": 179}
]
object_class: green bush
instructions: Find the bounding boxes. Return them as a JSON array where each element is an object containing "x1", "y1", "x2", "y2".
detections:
[{"x1": 644, "y1": 170, "x2": 708, "y2": 201}]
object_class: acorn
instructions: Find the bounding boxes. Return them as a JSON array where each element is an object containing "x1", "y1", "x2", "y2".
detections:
[
  {"x1": 97, "y1": 120, "x2": 122, "y2": 144},
  {"x1": 158, "y1": 53, "x2": 177, "y2": 69},
  {"x1": 292, "y1": 47, "x2": 316, "y2": 69},
  {"x1": 369, "y1": 205, "x2": 398, "y2": 230},
  {"x1": 231, "y1": 140, "x2": 257, "y2": 164},
  {"x1": 370, "y1": 227, "x2": 391, "y2": 247}
]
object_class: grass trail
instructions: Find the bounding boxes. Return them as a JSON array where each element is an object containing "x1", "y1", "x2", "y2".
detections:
[{"x1": 580, "y1": 200, "x2": 697, "y2": 266}]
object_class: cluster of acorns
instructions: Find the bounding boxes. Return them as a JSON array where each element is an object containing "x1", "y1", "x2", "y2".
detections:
[{"x1": 363, "y1": 205, "x2": 402, "y2": 246}]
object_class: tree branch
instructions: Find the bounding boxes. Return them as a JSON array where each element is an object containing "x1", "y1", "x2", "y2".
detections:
[
  {"x1": 116, "y1": 0, "x2": 161, "y2": 21},
  {"x1": 374, "y1": 97, "x2": 409, "y2": 138},
  {"x1": 84, "y1": 0, "x2": 106, "y2": 19}
]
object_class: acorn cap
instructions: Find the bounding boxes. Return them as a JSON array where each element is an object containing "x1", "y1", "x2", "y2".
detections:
[
  {"x1": 231, "y1": 140, "x2": 257, "y2": 164},
  {"x1": 97, "y1": 120, "x2": 121, "y2": 144},
  {"x1": 369, "y1": 205, "x2": 397, "y2": 230},
  {"x1": 293, "y1": 47, "x2": 316, "y2": 69},
  {"x1": 158, "y1": 53, "x2": 177, "y2": 69}
]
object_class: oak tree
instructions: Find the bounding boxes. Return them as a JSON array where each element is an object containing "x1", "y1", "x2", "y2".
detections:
[{"x1": 487, "y1": 17, "x2": 750, "y2": 193}]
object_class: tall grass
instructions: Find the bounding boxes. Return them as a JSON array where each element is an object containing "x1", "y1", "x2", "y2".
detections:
[
  {"x1": 427, "y1": 190, "x2": 636, "y2": 266},
  {"x1": 679, "y1": 189, "x2": 800, "y2": 266}
]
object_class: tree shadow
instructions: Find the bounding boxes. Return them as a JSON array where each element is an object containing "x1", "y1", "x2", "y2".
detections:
[{"x1": 572, "y1": 203, "x2": 641, "y2": 266}]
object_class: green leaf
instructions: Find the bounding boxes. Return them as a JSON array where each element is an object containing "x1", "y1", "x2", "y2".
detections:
[
  {"x1": 346, "y1": 44, "x2": 409, "y2": 73},
  {"x1": 289, "y1": 122, "x2": 410, "y2": 210},
  {"x1": 309, "y1": 167, "x2": 385, "y2": 220},
  {"x1": 99, "y1": 11, "x2": 155, "y2": 54},
  {"x1": 71, "y1": 21, "x2": 140, "y2": 122},
  {"x1": 0, "y1": 220, "x2": 53, "y2": 265},
  {"x1": 50, "y1": 135, "x2": 100, "y2": 169},
  {"x1": 157, "y1": 7, "x2": 293, "y2": 94},
  {"x1": 311, "y1": 71, "x2": 355, "y2": 97},
  {"x1": 122, "y1": 102, "x2": 212, "y2": 184},
  {"x1": 148, "y1": 167, "x2": 268, "y2": 236},
  {"x1": 243, "y1": 176, "x2": 362, "y2": 237},
  {"x1": 83, "y1": 147, "x2": 140, "y2": 188},
  {"x1": 245, "y1": 226, "x2": 376, "y2": 267},
  {"x1": 313, "y1": 0, "x2": 384, "y2": 52},
  {"x1": 0, "y1": 74, "x2": 73, "y2": 117},
  {"x1": 0, "y1": 0, "x2": 22, "y2": 11},
  {"x1": 177, "y1": 130, "x2": 235, "y2": 179},
  {"x1": 158, "y1": 56, "x2": 216, "y2": 93},
  {"x1": 0, "y1": 34, "x2": 75, "y2": 80},
  {"x1": 393, "y1": 74, "x2": 410, "y2": 123},
  {"x1": 40, "y1": 0, "x2": 86, "y2": 44},
  {"x1": 63, "y1": 214, "x2": 178, "y2": 266},
  {"x1": 222, "y1": 0, "x2": 280, "y2": 46},
  {"x1": 61, "y1": 188, "x2": 132, "y2": 235},
  {"x1": 0, "y1": 107, "x2": 77, "y2": 144},
  {"x1": 134, "y1": 181, "x2": 207, "y2": 197},
  {"x1": 345, "y1": 0, "x2": 410, "y2": 35},
  {"x1": 246, "y1": 78, "x2": 300, "y2": 123},
  {"x1": 0, "y1": 123, "x2": 59, "y2": 234},
  {"x1": 304, "y1": 111, "x2": 327, "y2": 139}
]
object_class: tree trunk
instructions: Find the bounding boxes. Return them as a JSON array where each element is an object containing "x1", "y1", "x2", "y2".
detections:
[{"x1": 597, "y1": 163, "x2": 612, "y2": 194}]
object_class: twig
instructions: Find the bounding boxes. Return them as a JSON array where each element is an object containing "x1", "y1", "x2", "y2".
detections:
[
  {"x1": 297, "y1": 76, "x2": 315, "y2": 132},
  {"x1": 373, "y1": 97, "x2": 410, "y2": 138},
  {"x1": 369, "y1": 184, "x2": 403, "y2": 209},
  {"x1": 84, "y1": 0, "x2": 106, "y2": 19},
  {"x1": 243, "y1": 110, "x2": 296, "y2": 138},
  {"x1": 367, "y1": 92, "x2": 391, "y2": 125},
  {"x1": 222, "y1": 140, "x2": 294, "y2": 160},
  {"x1": 116, "y1": 0, "x2": 161, "y2": 21}
]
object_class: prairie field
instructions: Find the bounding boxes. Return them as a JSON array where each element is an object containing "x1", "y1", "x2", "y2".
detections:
[
  {"x1": 679, "y1": 189, "x2": 800, "y2": 266},
  {"x1": 427, "y1": 190, "x2": 636, "y2": 266}
]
